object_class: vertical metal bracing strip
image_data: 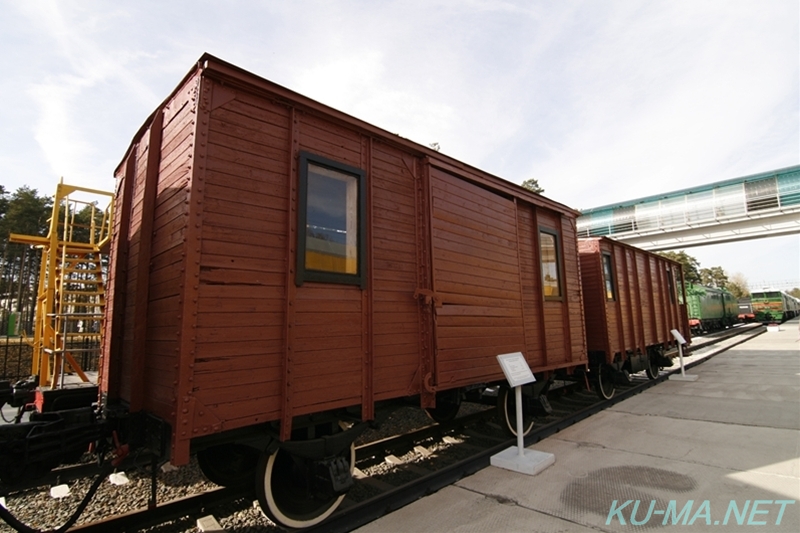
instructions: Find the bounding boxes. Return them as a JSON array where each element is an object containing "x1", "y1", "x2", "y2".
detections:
[
  {"x1": 280, "y1": 107, "x2": 299, "y2": 442},
  {"x1": 361, "y1": 136, "x2": 374, "y2": 421},
  {"x1": 424, "y1": 160, "x2": 440, "y2": 397},
  {"x1": 129, "y1": 108, "x2": 163, "y2": 413},
  {"x1": 652, "y1": 261, "x2": 663, "y2": 341},
  {"x1": 612, "y1": 250, "x2": 625, "y2": 360},
  {"x1": 532, "y1": 209, "x2": 547, "y2": 366},
  {"x1": 619, "y1": 249, "x2": 633, "y2": 357},
  {"x1": 558, "y1": 216, "x2": 572, "y2": 361},
  {"x1": 415, "y1": 157, "x2": 435, "y2": 409},
  {"x1": 670, "y1": 266, "x2": 679, "y2": 338},
  {"x1": 103, "y1": 153, "x2": 136, "y2": 399},
  {"x1": 571, "y1": 218, "x2": 587, "y2": 360},
  {"x1": 658, "y1": 261, "x2": 670, "y2": 342},
  {"x1": 665, "y1": 268, "x2": 674, "y2": 334},
  {"x1": 512, "y1": 199, "x2": 528, "y2": 357},
  {"x1": 631, "y1": 253, "x2": 646, "y2": 353},
  {"x1": 173, "y1": 77, "x2": 209, "y2": 464},
  {"x1": 644, "y1": 256, "x2": 657, "y2": 346}
]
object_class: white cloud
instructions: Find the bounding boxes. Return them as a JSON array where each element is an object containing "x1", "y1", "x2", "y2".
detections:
[
  {"x1": 28, "y1": 80, "x2": 92, "y2": 183},
  {"x1": 0, "y1": 0, "x2": 797, "y2": 283},
  {"x1": 520, "y1": 1, "x2": 798, "y2": 209}
]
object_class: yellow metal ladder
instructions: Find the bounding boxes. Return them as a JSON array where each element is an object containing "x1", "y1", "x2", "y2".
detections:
[{"x1": 9, "y1": 181, "x2": 114, "y2": 389}]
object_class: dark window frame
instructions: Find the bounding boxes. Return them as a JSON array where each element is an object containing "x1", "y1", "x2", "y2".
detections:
[
  {"x1": 296, "y1": 151, "x2": 367, "y2": 288},
  {"x1": 602, "y1": 253, "x2": 616, "y2": 301},
  {"x1": 538, "y1": 227, "x2": 563, "y2": 301}
]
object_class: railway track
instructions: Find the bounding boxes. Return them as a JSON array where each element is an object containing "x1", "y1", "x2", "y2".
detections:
[
  {"x1": 689, "y1": 322, "x2": 762, "y2": 350},
  {"x1": 0, "y1": 324, "x2": 764, "y2": 533}
]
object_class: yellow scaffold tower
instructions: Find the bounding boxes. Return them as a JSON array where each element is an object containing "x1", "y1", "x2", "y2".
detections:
[{"x1": 9, "y1": 181, "x2": 114, "y2": 389}]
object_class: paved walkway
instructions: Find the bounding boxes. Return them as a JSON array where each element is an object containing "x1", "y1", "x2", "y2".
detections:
[{"x1": 356, "y1": 319, "x2": 800, "y2": 532}]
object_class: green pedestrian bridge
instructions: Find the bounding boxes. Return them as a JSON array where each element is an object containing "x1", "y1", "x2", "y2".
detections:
[{"x1": 577, "y1": 165, "x2": 800, "y2": 251}]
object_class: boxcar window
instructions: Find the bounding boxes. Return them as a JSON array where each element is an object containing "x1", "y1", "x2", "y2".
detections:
[
  {"x1": 297, "y1": 152, "x2": 366, "y2": 287},
  {"x1": 602, "y1": 253, "x2": 615, "y2": 300},
  {"x1": 539, "y1": 229, "x2": 562, "y2": 299}
]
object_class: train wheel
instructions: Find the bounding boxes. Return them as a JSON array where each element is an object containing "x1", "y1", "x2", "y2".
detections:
[
  {"x1": 197, "y1": 443, "x2": 260, "y2": 488},
  {"x1": 256, "y1": 444, "x2": 355, "y2": 529},
  {"x1": 595, "y1": 366, "x2": 615, "y2": 400},
  {"x1": 425, "y1": 388, "x2": 462, "y2": 423},
  {"x1": 645, "y1": 351, "x2": 661, "y2": 380},
  {"x1": 497, "y1": 386, "x2": 534, "y2": 437}
]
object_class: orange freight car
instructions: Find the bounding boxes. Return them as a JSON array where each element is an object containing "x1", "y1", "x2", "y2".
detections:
[
  {"x1": 578, "y1": 237, "x2": 690, "y2": 399},
  {"x1": 98, "y1": 54, "x2": 587, "y2": 527}
]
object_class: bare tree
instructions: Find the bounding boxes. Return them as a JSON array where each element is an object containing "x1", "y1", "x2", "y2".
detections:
[{"x1": 727, "y1": 272, "x2": 750, "y2": 299}]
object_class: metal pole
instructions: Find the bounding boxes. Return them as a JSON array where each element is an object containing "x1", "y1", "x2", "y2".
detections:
[{"x1": 515, "y1": 385, "x2": 524, "y2": 457}]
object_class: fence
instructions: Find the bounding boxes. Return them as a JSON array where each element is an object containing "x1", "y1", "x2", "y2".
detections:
[{"x1": 1, "y1": 335, "x2": 100, "y2": 384}]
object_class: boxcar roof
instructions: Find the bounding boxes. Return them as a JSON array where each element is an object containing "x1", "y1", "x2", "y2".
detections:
[
  {"x1": 578, "y1": 236, "x2": 682, "y2": 268},
  {"x1": 116, "y1": 53, "x2": 579, "y2": 217}
]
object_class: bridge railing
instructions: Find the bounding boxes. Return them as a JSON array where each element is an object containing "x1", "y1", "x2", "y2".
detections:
[{"x1": 578, "y1": 166, "x2": 800, "y2": 239}]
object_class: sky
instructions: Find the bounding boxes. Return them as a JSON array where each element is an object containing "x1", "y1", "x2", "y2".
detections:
[{"x1": 1, "y1": 0, "x2": 798, "y2": 289}]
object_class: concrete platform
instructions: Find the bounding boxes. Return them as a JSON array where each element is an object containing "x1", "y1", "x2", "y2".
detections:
[{"x1": 355, "y1": 320, "x2": 800, "y2": 532}]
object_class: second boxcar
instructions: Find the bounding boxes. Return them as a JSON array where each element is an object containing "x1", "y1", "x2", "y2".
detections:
[{"x1": 578, "y1": 237, "x2": 690, "y2": 399}]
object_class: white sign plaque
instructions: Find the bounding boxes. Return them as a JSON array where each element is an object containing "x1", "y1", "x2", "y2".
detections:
[
  {"x1": 496, "y1": 352, "x2": 536, "y2": 388},
  {"x1": 671, "y1": 329, "x2": 687, "y2": 345}
]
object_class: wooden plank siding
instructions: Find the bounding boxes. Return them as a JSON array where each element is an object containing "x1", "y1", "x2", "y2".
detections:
[
  {"x1": 370, "y1": 143, "x2": 422, "y2": 400},
  {"x1": 101, "y1": 72, "x2": 200, "y2": 464},
  {"x1": 104, "y1": 54, "x2": 588, "y2": 465},
  {"x1": 516, "y1": 204, "x2": 546, "y2": 367},
  {"x1": 289, "y1": 110, "x2": 366, "y2": 415},
  {"x1": 560, "y1": 215, "x2": 587, "y2": 365},
  {"x1": 193, "y1": 85, "x2": 290, "y2": 432},
  {"x1": 538, "y1": 212, "x2": 572, "y2": 366},
  {"x1": 145, "y1": 81, "x2": 196, "y2": 438},
  {"x1": 430, "y1": 168, "x2": 524, "y2": 388},
  {"x1": 577, "y1": 240, "x2": 609, "y2": 357}
]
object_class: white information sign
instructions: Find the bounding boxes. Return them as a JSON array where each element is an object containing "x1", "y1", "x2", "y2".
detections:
[
  {"x1": 669, "y1": 328, "x2": 697, "y2": 381},
  {"x1": 491, "y1": 351, "x2": 553, "y2": 476},
  {"x1": 671, "y1": 329, "x2": 687, "y2": 345},
  {"x1": 496, "y1": 352, "x2": 536, "y2": 388}
]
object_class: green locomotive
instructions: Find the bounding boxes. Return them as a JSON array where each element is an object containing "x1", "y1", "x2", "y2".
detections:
[
  {"x1": 750, "y1": 290, "x2": 800, "y2": 323},
  {"x1": 685, "y1": 284, "x2": 738, "y2": 334}
]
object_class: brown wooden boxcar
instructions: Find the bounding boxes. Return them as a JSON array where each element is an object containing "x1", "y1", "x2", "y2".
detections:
[
  {"x1": 99, "y1": 54, "x2": 586, "y2": 526},
  {"x1": 578, "y1": 237, "x2": 690, "y2": 399}
]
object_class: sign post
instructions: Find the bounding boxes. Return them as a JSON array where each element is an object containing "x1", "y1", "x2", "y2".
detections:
[
  {"x1": 668, "y1": 329, "x2": 698, "y2": 382},
  {"x1": 490, "y1": 352, "x2": 555, "y2": 475}
]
